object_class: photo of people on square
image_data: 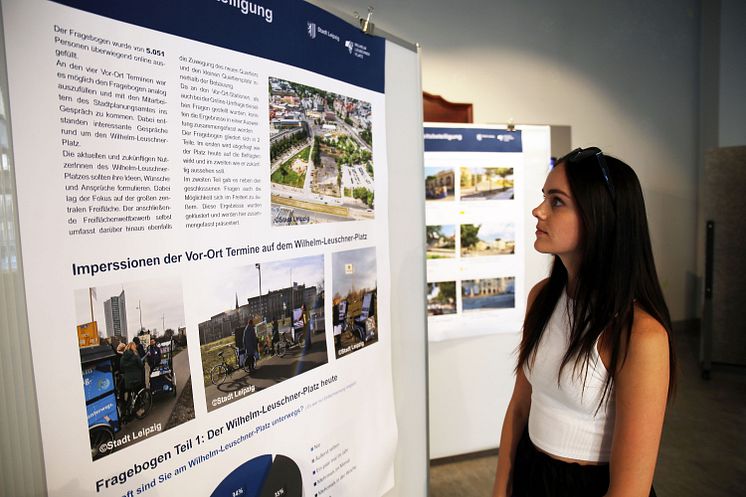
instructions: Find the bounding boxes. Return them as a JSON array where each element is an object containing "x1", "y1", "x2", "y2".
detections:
[
  {"x1": 74, "y1": 278, "x2": 193, "y2": 461},
  {"x1": 196, "y1": 255, "x2": 326, "y2": 412},
  {"x1": 332, "y1": 247, "x2": 378, "y2": 358}
]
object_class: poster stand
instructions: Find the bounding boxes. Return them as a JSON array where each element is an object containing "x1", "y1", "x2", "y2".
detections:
[{"x1": 0, "y1": 1, "x2": 427, "y2": 496}]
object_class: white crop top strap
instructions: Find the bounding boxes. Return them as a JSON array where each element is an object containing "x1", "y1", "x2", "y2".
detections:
[{"x1": 523, "y1": 290, "x2": 615, "y2": 462}]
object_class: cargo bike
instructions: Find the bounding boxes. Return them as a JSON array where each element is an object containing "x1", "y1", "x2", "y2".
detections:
[{"x1": 81, "y1": 344, "x2": 152, "y2": 460}]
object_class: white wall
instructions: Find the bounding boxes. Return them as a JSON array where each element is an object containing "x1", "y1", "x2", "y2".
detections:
[
  {"x1": 323, "y1": 0, "x2": 700, "y2": 320},
  {"x1": 320, "y1": 0, "x2": 702, "y2": 461}
]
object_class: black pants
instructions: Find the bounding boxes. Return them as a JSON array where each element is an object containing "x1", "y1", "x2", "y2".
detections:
[{"x1": 512, "y1": 429, "x2": 656, "y2": 497}]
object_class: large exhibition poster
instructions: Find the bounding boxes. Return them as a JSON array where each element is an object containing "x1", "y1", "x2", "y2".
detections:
[
  {"x1": 424, "y1": 124, "x2": 551, "y2": 341},
  {"x1": 2, "y1": 1, "x2": 396, "y2": 495}
]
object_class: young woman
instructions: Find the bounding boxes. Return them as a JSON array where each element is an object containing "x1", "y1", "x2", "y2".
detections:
[
  {"x1": 492, "y1": 148, "x2": 676, "y2": 497},
  {"x1": 120, "y1": 342, "x2": 145, "y2": 410}
]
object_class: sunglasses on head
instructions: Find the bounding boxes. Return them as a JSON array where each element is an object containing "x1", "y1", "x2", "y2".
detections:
[{"x1": 565, "y1": 147, "x2": 615, "y2": 202}]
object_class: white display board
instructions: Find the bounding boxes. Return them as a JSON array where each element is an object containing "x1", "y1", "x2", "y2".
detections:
[
  {"x1": 427, "y1": 124, "x2": 553, "y2": 460},
  {"x1": 424, "y1": 123, "x2": 551, "y2": 342},
  {"x1": 1, "y1": 1, "x2": 412, "y2": 495}
]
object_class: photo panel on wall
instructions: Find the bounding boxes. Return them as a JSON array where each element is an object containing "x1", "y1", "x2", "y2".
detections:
[
  {"x1": 426, "y1": 224, "x2": 456, "y2": 259},
  {"x1": 459, "y1": 166, "x2": 514, "y2": 201},
  {"x1": 426, "y1": 281, "x2": 457, "y2": 316},
  {"x1": 74, "y1": 276, "x2": 194, "y2": 461},
  {"x1": 424, "y1": 166, "x2": 456, "y2": 202},
  {"x1": 460, "y1": 222, "x2": 516, "y2": 258},
  {"x1": 194, "y1": 255, "x2": 327, "y2": 412},
  {"x1": 461, "y1": 276, "x2": 516, "y2": 312},
  {"x1": 332, "y1": 246, "x2": 378, "y2": 359},
  {"x1": 269, "y1": 77, "x2": 374, "y2": 226}
]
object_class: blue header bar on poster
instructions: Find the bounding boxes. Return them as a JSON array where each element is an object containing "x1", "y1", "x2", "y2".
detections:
[
  {"x1": 51, "y1": 0, "x2": 385, "y2": 93},
  {"x1": 424, "y1": 127, "x2": 523, "y2": 152}
]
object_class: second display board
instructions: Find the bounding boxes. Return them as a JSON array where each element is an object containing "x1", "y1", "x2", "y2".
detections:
[{"x1": 425, "y1": 124, "x2": 552, "y2": 341}]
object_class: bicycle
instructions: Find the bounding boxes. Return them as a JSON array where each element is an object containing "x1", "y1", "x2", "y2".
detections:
[
  {"x1": 89, "y1": 425, "x2": 115, "y2": 460},
  {"x1": 275, "y1": 328, "x2": 305, "y2": 357},
  {"x1": 210, "y1": 346, "x2": 254, "y2": 386},
  {"x1": 118, "y1": 385, "x2": 152, "y2": 421},
  {"x1": 113, "y1": 373, "x2": 152, "y2": 422}
]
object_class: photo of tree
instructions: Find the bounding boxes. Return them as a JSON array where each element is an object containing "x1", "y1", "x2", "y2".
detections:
[
  {"x1": 426, "y1": 225, "x2": 456, "y2": 259},
  {"x1": 460, "y1": 222, "x2": 516, "y2": 257},
  {"x1": 427, "y1": 281, "x2": 457, "y2": 316}
]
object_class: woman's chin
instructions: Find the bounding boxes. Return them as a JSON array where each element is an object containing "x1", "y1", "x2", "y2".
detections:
[{"x1": 534, "y1": 239, "x2": 551, "y2": 253}]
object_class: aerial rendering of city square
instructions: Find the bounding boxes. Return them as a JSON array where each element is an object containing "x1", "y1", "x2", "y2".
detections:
[{"x1": 269, "y1": 77, "x2": 375, "y2": 226}]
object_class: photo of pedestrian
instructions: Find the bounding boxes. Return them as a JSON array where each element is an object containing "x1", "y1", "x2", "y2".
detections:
[
  {"x1": 120, "y1": 342, "x2": 145, "y2": 413},
  {"x1": 146, "y1": 338, "x2": 161, "y2": 371},
  {"x1": 195, "y1": 255, "x2": 327, "y2": 412},
  {"x1": 74, "y1": 277, "x2": 193, "y2": 461},
  {"x1": 242, "y1": 318, "x2": 257, "y2": 374}
]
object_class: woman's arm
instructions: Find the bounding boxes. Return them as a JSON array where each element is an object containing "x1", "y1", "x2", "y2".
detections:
[
  {"x1": 492, "y1": 368, "x2": 531, "y2": 497},
  {"x1": 605, "y1": 310, "x2": 670, "y2": 497},
  {"x1": 492, "y1": 279, "x2": 546, "y2": 497}
]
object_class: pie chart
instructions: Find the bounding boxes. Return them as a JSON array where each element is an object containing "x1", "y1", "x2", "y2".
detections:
[{"x1": 211, "y1": 454, "x2": 303, "y2": 497}]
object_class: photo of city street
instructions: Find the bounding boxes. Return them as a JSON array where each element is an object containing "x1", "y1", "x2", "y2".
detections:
[
  {"x1": 427, "y1": 225, "x2": 456, "y2": 259},
  {"x1": 425, "y1": 166, "x2": 455, "y2": 201},
  {"x1": 332, "y1": 247, "x2": 378, "y2": 358},
  {"x1": 427, "y1": 281, "x2": 457, "y2": 316},
  {"x1": 269, "y1": 77, "x2": 374, "y2": 226},
  {"x1": 460, "y1": 167, "x2": 514, "y2": 200},
  {"x1": 73, "y1": 277, "x2": 193, "y2": 460},
  {"x1": 195, "y1": 255, "x2": 326, "y2": 412},
  {"x1": 460, "y1": 222, "x2": 516, "y2": 257},
  {"x1": 462, "y1": 277, "x2": 516, "y2": 312}
]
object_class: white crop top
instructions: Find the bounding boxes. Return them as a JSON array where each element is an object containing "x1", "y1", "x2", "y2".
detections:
[{"x1": 523, "y1": 291, "x2": 615, "y2": 462}]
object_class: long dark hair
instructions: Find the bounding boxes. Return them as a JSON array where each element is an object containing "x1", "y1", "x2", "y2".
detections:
[{"x1": 518, "y1": 149, "x2": 676, "y2": 404}]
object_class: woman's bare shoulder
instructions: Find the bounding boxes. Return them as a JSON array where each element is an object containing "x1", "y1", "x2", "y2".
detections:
[
  {"x1": 624, "y1": 305, "x2": 669, "y2": 364},
  {"x1": 527, "y1": 278, "x2": 549, "y2": 308},
  {"x1": 631, "y1": 305, "x2": 668, "y2": 339}
]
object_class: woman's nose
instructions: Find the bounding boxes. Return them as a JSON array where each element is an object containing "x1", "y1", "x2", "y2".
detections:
[{"x1": 532, "y1": 202, "x2": 546, "y2": 219}]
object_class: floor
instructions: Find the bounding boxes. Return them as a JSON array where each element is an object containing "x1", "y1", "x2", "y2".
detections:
[{"x1": 429, "y1": 321, "x2": 746, "y2": 496}]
